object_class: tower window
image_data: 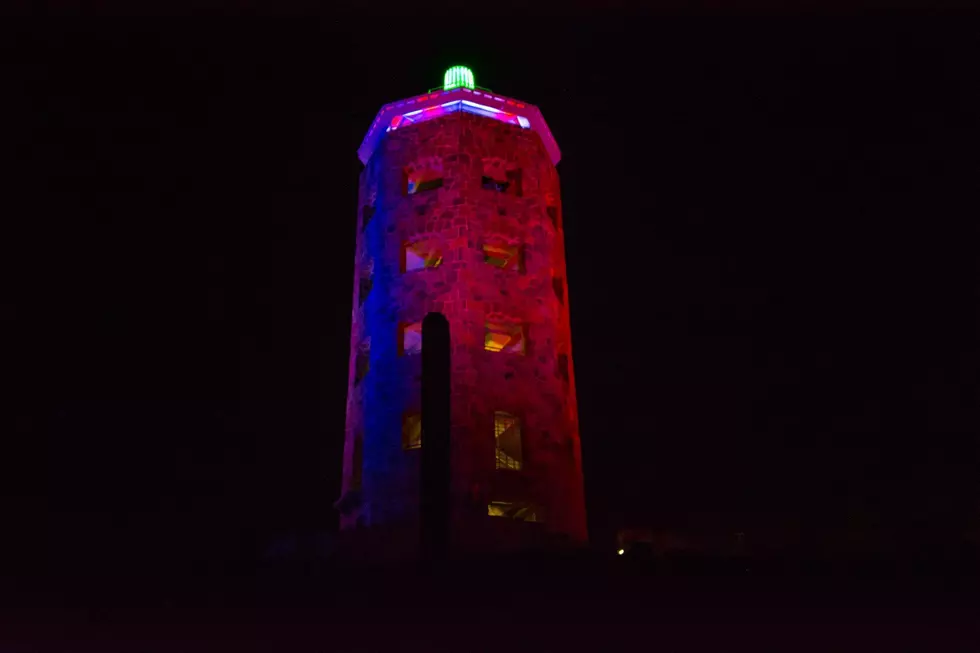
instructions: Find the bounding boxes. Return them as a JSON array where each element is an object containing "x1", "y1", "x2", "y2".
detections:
[
  {"x1": 552, "y1": 277, "x2": 564, "y2": 304},
  {"x1": 402, "y1": 413, "x2": 422, "y2": 450},
  {"x1": 546, "y1": 206, "x2": 560, "y2": 230},
  {"x1": 482, "y1": 160, "x2": 523, "y2": 197},
  {"x1": 361, "y1": 205, "x2": 375, "y2": 231},
  {"x1": 494, "y1": 411, "x2": 522, "y2": 471},
  {"x1": 481, "y1": 176, "x2": 510, "y2": 193},
  {"x1": 351, "y1": 435, "x2": 363, "y2": 490},
  {"x1": 399, "y1": 321, "x2": 423, "y2": 356},
  {"x1": 354, "y1": 340, "x2": 370, "y2": 386},
  {"x1": 402, "y1": 241, "x2": 443, "y2": 272},
  {"x1": 485, "y1": 322, "x2": 525, "y2": 355},
  {"x1": 359, "y1": 276, "x2": 372, "y2": 306},
  {"x1": 488, "y1": 501, "x2": 540, "y2": 522},
  {"x1": 483, "y1": 242, "x2": 524, "y2": 272},
  {"x1": 408, "y1": 176, "x2": 443, "y2": 194},
  {"x1": 404, "y1": 162, "x2": 444, "y2": 195}
]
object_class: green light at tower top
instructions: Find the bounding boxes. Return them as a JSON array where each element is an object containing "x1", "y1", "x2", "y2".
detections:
[{"x1": 444, "y1": 66, "x2": 475, "y2": 91}]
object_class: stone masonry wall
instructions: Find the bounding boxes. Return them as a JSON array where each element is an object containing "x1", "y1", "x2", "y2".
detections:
[{"x1": 340, "y1": 111, "x2": 587, "y2": 549}]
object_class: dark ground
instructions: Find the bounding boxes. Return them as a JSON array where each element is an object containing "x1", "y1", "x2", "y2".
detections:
[{"x1": 4, "y1": 550, "x2": 980, "y2": 651}]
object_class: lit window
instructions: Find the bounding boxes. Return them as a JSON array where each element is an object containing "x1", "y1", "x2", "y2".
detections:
[
  {"x1": 483, "y1": 242, "x2": 523, "y2": 272},
  {"x1": 399, "y1": 321, "x2": 423, "y2": 356},
  {"x1": 402, "y1": 413, "x2": 422, "y2": 450},
  {"x1": 494, "y1": 411, "x2": 522, "y2": 471},
  {"x1": 351, "y1": 435, "x2": 363, "y2": 490},
  {"x1": 485, "y1": 322, "x2": 525, "y2": 355},
  {"x1": 487, "y1": 500, "x2": 539, "y2": 522},
  {"x1": 404, "y1": 167, "x2": 443, "y2": 195},
  {"x1": 402, "y1": 241, "x2": 442, "y2": 272}
]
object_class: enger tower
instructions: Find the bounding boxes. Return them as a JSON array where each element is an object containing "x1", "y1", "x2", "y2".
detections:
[{"x1": 336, "y1": 67, "x2": 586, "y2": 556}]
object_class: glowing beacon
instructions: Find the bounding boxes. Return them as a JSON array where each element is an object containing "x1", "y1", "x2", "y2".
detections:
[{"x1": 337, "y1": 67, "x2": 586, "y2": 556}]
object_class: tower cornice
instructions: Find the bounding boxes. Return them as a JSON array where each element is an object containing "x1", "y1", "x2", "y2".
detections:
[{"x1": 358, "y1": 86, "x2": 561, "y2": 166}]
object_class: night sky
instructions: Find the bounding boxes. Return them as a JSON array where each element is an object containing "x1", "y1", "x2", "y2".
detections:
[{"x1": 5, "y1": 16, "x2": 979, "y2": 577}]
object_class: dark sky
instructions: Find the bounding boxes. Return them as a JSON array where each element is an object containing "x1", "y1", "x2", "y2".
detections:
[{"x1": 4, "y1": 16, "x2": 979, "y2": 575}]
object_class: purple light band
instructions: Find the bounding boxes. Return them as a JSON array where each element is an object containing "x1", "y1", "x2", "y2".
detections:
[{"x1": 359, "y1": 87, "x2": 560, "y2": 165}]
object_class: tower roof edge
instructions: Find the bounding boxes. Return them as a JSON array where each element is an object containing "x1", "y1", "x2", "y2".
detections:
[{"x1": 357, "y1": 87, "x2": 561, "y2": 166}]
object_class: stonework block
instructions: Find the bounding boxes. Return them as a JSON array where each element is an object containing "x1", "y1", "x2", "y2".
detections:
[{"x1": 341, "y1": 110, "x2": 586, "y2": 546}]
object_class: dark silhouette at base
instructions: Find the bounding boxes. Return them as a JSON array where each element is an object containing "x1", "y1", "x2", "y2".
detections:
[{"x1": 420, "y1": 312, "x2": 451, "y2": 562}]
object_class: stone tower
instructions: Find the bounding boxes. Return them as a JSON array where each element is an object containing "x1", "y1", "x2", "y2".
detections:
[{"x1": 336, "y1": 67, "x2": 586, "y2": 556}]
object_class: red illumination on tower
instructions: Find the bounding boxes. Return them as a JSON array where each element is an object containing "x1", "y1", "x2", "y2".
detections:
[{"x1": 337, "y1": 69, "x2": 586, "y2": 557}]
